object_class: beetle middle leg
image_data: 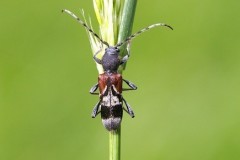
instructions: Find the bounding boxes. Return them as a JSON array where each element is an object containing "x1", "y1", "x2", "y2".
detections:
[
  {"x1": 122, "y1": 79, "x2": 137, "y2": 91},
  {"x1": 90, "y1": 83, "x2": 99, "y2": 95}
]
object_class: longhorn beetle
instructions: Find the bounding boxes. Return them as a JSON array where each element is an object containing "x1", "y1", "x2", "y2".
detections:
[{"x1": 62, "y1": 9, "x2": 173, "y2": 131}]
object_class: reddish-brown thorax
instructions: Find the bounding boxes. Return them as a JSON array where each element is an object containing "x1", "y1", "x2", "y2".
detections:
[{"x1": 98, "y1": 73, "x2": 122, "y2": 94}]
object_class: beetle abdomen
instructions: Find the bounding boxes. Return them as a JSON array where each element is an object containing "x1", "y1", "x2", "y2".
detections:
[{"x1": 101, "y1": 104, "x2": 123, "y2": 131}]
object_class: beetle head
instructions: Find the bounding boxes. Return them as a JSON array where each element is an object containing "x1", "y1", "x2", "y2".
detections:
[{"x1": 102, "y1": 47, "x2": 120, "y2": 72}]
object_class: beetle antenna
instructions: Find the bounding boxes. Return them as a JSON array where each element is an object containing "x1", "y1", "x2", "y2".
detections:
[
  {"x1": 115, "y1": 23, "x2": 173, "y2": 48},
  {"x1": 62, "y1": 9, "x2": 109, "y2": 47}
]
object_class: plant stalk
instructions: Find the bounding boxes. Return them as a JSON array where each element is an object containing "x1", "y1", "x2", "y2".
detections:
[
  {"x1": 109, "y1": 128, "x2": 121, "y2": 160},
  {"x1": 109, "y1": 1, "x2": 137, "y2": 160}
]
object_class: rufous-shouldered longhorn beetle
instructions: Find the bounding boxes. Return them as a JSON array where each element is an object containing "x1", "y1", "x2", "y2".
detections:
[{"x1": 62, "y1": 9, "x2": 173, "y2": 131}]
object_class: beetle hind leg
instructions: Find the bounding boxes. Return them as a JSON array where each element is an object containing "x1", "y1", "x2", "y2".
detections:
[
  {"x1": 122, "y1": 97, "x2": 135, "y2": 118},
  {"x1": 91, "y1": 101, "x2": 101, "y2": 118}
]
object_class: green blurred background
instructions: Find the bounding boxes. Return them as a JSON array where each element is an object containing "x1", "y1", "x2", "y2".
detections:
[{"x1": 1, "y1": 0, "x2": 240, "y2": 160}]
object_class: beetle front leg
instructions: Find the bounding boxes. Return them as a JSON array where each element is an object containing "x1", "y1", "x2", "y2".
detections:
[
  {"x1": 93, "y1": 47, "x2": 103, "y2": 64},
  {"x1": 89, "y1": 83, "x2": 99, "y2": 95},
  {"x1": 120, "y1": 41, "x2": 131, "y2": 65},
  {"x1": 122, "y1": 97, "x2": 135, "y2": 118}
]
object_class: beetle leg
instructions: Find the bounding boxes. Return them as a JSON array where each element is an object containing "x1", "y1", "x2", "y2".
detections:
[
  {"x1": 91, "y1": 101, "x2": 101, "y2": 118},
  {"x1": 89, "y1": 83, "x2": 99, "y2": 95},
  {"x1": 93, "y1": 47, "x2": 103, "y2": 64},
  {"x1": 120, "y1": 41, "x2": 131, "y2": 65},
  {"x1": 122, "y1": 97, "x2": 135, "y2": 118},
  {"x1": 122, "y1": 79, "x2": 137, "y2": 91}
]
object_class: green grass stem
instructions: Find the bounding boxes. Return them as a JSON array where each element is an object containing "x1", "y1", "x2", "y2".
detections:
[
  {"x1": 109, "y1": 128, "x2": 121, "y2": 160},
  {"x1": 109, "y1": 1, "x2": 137, "y2": 160}
]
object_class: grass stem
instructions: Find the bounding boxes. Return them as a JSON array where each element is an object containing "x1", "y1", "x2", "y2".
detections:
[
  {"x1": 109, "y1": 128, "x2": 121, "y2": 160},
  {"x1": 109, "y1": 1, "x2": 137, "y2": 160}
]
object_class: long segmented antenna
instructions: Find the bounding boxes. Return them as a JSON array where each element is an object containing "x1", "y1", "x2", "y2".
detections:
[
  {"x1": 62, "y1": 9, "x2": 110, "y2": 47},
  {"x1": 115, "y1": 23, "x2": 173, "y2": 48}
]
